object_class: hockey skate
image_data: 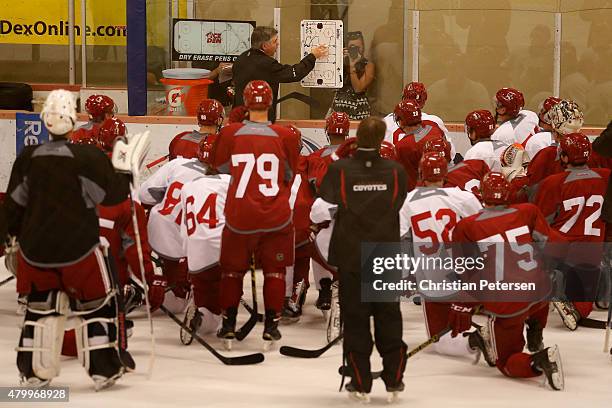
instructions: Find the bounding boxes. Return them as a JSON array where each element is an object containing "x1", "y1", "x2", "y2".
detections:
[
  {"x1": 281, "y1": 279, "x2": 306, "y2": 324},
  {"x1": 180, "y1": 301, "x2": 202, "y2": 345},
  {"x1": 466, "y1": 325, "x2": 496, "y2": 367},
  {"x1": 326, "y1": 280, "x2": 342, "y2": 342},
  {"x1": 385, "y1": 383, "x2": 405, "y2": 404},
  {"x1": 532, "y1": 344, "x2": 564, "y2": 391},
  {"x1": 89, "y1": 348, "x2": 129, "y2": 391},
  {"x1": 345, "y1": 382, "x2": 371, "y2": 404},
  {"x1": 217, "y1": 307, "x2": 237, "y2": 351},
  {"x1": 526, "y1": 318, "x2": 544, "y2": 352},
  {"x1": 263, "y1": 310, "x2": 281, "y2": 351},
  {"x1": 552, "y1": 301, "x2": 580, "y2": 331},
  {"x1": 316, "y1": 278, "x2": 333, "y2": 319}
]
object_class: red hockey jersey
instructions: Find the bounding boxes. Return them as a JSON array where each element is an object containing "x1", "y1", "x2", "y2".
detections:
[
  {"x1": 210, "y1": 121, "x2": 300, "y2": 233},
  {"x1": 393, "y1": 120, "x2": 445, "y2": 190}
]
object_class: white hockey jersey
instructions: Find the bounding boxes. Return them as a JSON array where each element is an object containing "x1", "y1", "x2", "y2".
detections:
[
  {"x1": 138, "y1": 158, "x2": 208, "y2": 259},
  {"x1": 524, "y1": 131, "x2": 552, "y2": 161},
  {"x1": 463, "y1": 139, "x2": 508, "y2": 171},
  {"x1": 490, "y1": 109, "x2": 539, "y2": 145},
  {"x1": 399, "y1": 186, "x2": 482, "y2": 298},
  {"x1": 179, "y1": 174, "x2": 230, "y2": 273}
]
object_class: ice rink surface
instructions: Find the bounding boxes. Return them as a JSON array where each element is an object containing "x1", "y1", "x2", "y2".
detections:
[{"x1": 0, "y1": 267, "x2": 610, "y2": 408}]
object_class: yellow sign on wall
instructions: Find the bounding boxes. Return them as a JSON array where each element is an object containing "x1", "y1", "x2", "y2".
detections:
[{"x1": 0, "y1": 0, "x2": 126, "y2": 46}]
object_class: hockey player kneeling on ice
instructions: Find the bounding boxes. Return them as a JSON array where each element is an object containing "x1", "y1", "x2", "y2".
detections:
[
  {"x1": 399, "y1": 152, "x2": 494, "y2": 365},
  {"x1": 316, "y1": 117, "x2": 408, "y2": 402},
  {"x1": 139, "y1": 99, "x2": 225, "y2": 314},
  {"x1": 532, "y1": 132, "x2": 610, "y2": 330},
  {"x1": 209, "y1": 80, "x2": 301, "y2": 350},
  {"x1": 178, "y1": 134, "x2": 230, "y2": 343},
  {"x1": 450, "y1": 172, "x2": 566, "y2": 391},
  {"x1": 464, "y1": 109, "x2": 508, "y2": 172},
  {"x1": 3, "y1": 90, "x2": 148, "y2": 390}
]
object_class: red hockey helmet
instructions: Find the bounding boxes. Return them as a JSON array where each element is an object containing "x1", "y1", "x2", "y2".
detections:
[
  {"x1": 98, "y1": 118, "x2": 126, "y2": 152},
  {"x1": 197, "y1": 133, "x2": 217, "y2": 166},
  {"x1": 228, "y1": 105, "x2": 249, "y2": 123},
  {"x1": 197, "y1": 99, "x2": 224, "y2": 128},
  {"x1": 379, "y1": 141, "x2": 397, "y2": 160},
  {"x1": 394, "y1": 100, "x2": 422, "y2": 128},
  {"x1": 325, "y1": 111, "x2": 350, "y2": 138},
  {"x1": 419, "y1": 151, "x2": 448, "y2": 182},
  {"x1": 465, "y1": 110, "x2": 496, "y2": 139},
  {"x1": 481, "y1": 172, "x2": 511, "y2": 205},
  {"x1": 402, "y1": 82, "x2": 427, "y2": 108},
  {"x1": 537, "y1": 96, "x2": 562, "y2": 124},
  {"x1": 495, "y1": 88, "x2": 525, "y2": 118},
  {"x1": 423, "y1": 137, "x2": 452, "y2": 163},
  {"x1": 560, "y1": 132, "x2": 591, "y2": 165},
  {"x1": 243, "y1": 80, "x2": 273, "y2": 110},
  {"x1": 85, "y1": 94, "x2": 116, "y2": 122}
]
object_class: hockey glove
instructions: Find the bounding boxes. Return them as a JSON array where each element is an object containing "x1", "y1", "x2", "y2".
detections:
[
  {"x1": 147, "y1": 278, "x2": 168, "y2": 312},
  {"x1": 500, "y1": 143, "x2": 529, "y2": 181},
  {"x1": 448, "y1": 303, "x2": 474, "y2": 337},
  {"x1": 112, "y1": 131, "x2": 151, "y2": 183}
]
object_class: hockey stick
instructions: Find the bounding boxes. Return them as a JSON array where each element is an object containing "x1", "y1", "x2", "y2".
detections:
[
  {"x1": 128, "y1": 187, "x2": 155, "y2": 379},
  {"x1": 146, "y1": 155, "x2": 169, "y2": 169},
  {"x1": 235, "y1": 258, "x2": 258, "y2": 341},
  {"x1": 279, "y1": 334, "x2": 343, "y2": 358},
  {"x1": 240, "y1": 299, "x2": 263, "y2": 322},
  {"x1": 159, "y1": 303, "x2": 265, "y2": 365},
  {"x1": 0, "y1": 275, "x2": 15, "y2": 287},
  {"x1": 101, "y1": 247, "x2": 135, "y2": 371}
]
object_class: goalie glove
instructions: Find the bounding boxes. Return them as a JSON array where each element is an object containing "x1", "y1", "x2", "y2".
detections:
[
  {"x1": 500, "y1": 143, "x2": 529, "y2": 181},
  {"x1": 111, "y1": 131, "x2": 151, "y2": 183},
  {"x1": 4, "y1": 236, "x2": 19, "y2": 276}
]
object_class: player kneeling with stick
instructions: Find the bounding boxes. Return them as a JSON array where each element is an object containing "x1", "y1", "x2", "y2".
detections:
[{"x1": 4, "y1": 90, "x2": 149, "y2": 390}]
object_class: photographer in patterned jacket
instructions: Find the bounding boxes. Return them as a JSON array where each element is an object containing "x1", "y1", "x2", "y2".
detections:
[{"x1": 2, "y1": 90, "x2": 149, "y2": 390}]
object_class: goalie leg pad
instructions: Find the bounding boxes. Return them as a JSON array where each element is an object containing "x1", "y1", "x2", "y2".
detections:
[
  {"x1": 73, "y1": 296, "x2": 128, "y2": 389},
  {"x1": 16, "y1": 291, "x2": 70, "y2": 383}
]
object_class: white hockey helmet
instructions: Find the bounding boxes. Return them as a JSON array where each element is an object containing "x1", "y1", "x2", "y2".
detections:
[
  {"x1": 40, "y1": 89, "x2": 77, "y2": 136},
  {"x1": 547, "y1": 99, "x2": 584, "y2": 136}
]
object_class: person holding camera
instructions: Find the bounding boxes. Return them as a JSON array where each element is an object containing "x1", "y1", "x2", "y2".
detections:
[{"x1": 330, "y1": 31, "x2": 376, "y2": 120}]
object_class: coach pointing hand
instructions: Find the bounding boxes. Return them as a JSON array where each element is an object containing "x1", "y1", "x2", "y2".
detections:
[{"x1": 233, "y1": 26, "x2": 329, "y2": 121}]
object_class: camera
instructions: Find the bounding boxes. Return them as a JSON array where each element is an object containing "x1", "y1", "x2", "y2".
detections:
[{"x1": 348, "y1": 45, "x2": 360, "y2": 60}]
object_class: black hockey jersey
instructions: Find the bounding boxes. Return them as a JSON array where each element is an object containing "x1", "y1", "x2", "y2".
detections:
[{"x1": 3, "y1": 139, "x2": 129, "y2": 266}]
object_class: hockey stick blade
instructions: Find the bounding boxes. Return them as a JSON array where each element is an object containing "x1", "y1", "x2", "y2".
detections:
[
  {"x1": 159, "y1": 304, "x2": 264, "y2": 365},
  {"x1": 577, "y1": 317, "x2": 608, "y2": 329},
  {"x1": 279, "y1": 335, "x2": 342, "y2": 358},
  {"x1": 0, "y1": 275, "x2": 15, "y2": 287},
  {"x1": 235, "y1": 301, "x2": 259, "y2": 342}
]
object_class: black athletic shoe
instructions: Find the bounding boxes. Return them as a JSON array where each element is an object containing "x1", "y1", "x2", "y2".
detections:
[
  {"x1": 526, "y1": 317, "x2": 544, "y2": 352},
  {"x1": 316, "y1": 278, "x2": 333, "y2": 311},
  {"x1": 532, "y1": 345, "x2": 564, "y2": 391},
  {"x1": 217, "y1": 307, "x2": 237, "y2": 340}
]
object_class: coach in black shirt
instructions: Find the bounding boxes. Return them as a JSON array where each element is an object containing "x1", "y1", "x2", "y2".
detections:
[
  {"x1": 233, "y1": 26, "x2": 328, "y2": 121},
  {"x1": 317, "y1": 117, "x2": 408, "y2": 400}
]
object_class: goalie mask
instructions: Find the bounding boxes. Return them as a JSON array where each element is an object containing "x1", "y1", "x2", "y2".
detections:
[
  {"x1": 548, "y1": 100, "x2": 584, "y2": 136},
  {"x1": 40, "y1": 90, "x2": 77, "y2": 137}
]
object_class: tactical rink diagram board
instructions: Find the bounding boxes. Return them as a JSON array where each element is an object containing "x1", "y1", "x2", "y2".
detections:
[
  {"x1": 172, "y1": 19, "x2": 255, "y2": 62},
  {"x1": 300, "y1": 20, "x2": 343, "y2": 88}
]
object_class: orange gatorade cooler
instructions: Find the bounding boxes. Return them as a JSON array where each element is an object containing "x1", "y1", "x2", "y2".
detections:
[{"x1": 160, "y1": 68, "x2": 213, "y2": 116}]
